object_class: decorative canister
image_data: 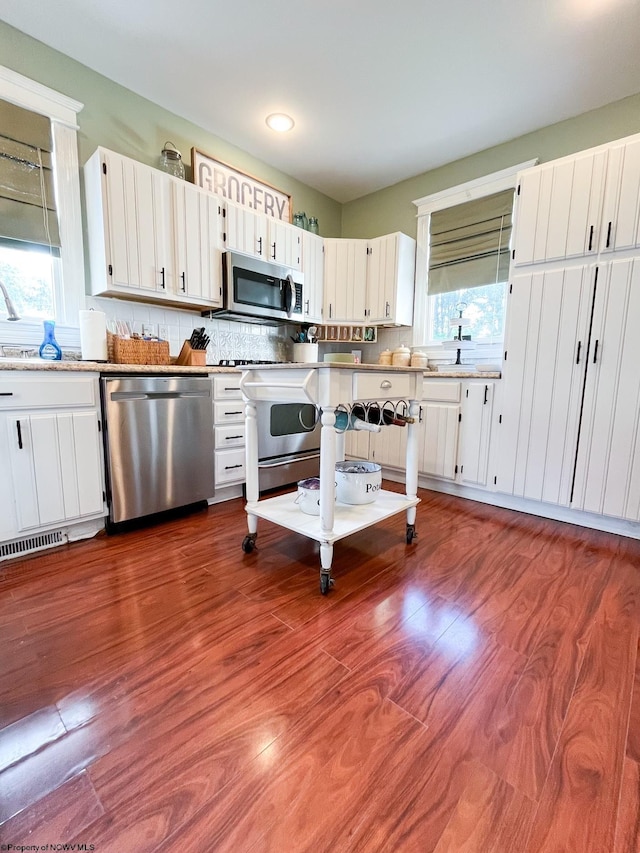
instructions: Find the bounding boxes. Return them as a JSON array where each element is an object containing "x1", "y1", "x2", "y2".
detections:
[
  {"x1": 391, "y1": 344, "x2": 411, "y2": 367},
  {"x1": 410, "y1": 351, "x2": 429, "y2": 368},
  {"x1": 159, "y1": 142, "x2": 185, "y2": 180},
  {"x1": 378, "y1": 349, "x2": 392, "y2": 365}
]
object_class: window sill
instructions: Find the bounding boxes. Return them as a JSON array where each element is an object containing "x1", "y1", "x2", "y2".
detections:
[{"x1": 0, "y1": 319, "x2": 80, "y2": 349}]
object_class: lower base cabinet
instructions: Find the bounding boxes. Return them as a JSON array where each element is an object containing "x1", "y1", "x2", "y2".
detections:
[
  {"x1": 345, "y1": 379, "x2": 496, "y2": 488},
  {"x1": 213, "y1": 374, "x2": 246, "y2": 488},
  {"x1": 0, "y1": 374, "x2": 106, "y2": 544}
]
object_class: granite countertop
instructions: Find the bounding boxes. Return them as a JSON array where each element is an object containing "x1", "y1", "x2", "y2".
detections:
[
  {"x1": 240, "y1": 363, "x2": 500, "y2": 378},
  {"x1": 0, "y1": 359, "x2": 239, "y2": 374},
  {"x1": 0, "y1": 359, "x2": 501, "y2": 379}
]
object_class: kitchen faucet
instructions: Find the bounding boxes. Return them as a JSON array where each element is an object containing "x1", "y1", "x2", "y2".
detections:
[{"x1": 0, "y1": 281, "x2": 20, "y2": 320}]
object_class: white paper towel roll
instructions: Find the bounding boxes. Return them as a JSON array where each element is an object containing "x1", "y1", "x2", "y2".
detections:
[{"x1": 79, "y1": 309, "x2": 108, "y2": 361}]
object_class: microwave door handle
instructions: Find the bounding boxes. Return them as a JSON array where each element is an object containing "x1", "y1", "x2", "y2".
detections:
[{"x1": 284, "y1": 274, "x2": 295, "y2": 317}]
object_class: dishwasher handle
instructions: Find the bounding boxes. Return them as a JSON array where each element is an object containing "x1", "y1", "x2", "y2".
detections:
[{"x1": 110, "y1": 391, "x2": 211, "y2": 401}]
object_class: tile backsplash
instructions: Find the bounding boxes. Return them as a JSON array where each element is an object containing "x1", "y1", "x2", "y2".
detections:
[{"x1": 85, "y1": 297, "x2": 293, "y2": 363}]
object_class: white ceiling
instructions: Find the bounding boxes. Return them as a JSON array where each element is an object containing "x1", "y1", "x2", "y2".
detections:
[{"x1": 2, "y1": 0, "x2": 640, "y2": 203}]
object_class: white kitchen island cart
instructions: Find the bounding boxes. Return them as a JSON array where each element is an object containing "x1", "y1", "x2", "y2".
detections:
[{"x1": 239, "y1": 363, "x2": 424, "y2": 594}]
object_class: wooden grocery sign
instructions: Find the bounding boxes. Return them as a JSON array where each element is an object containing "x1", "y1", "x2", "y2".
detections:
[{"x1": 192, "y1": 148, "x2": 291, "y2": 222}]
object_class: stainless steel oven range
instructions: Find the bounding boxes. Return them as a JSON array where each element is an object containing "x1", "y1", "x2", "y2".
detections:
[{"x1": 256, "y1": 399, "x2": 321, "y2": 492}]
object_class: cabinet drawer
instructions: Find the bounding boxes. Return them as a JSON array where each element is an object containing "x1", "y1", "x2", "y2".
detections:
[
  {"x1": 352, "y1": 372, "x2": 412, "y2": 401},
  {"x1": 213, "y1": 374, "x2": 242, "y2": 398},
  {"x1": 215, "y1": 448, "x2": 246, "y2": 484},
  {"x1": 422, "y1": 381, "x2": 461, "y2": 403},
  {"x1": 214, "y1": 401, "x2": 245, "y2": 424},
  {"x1": 0, "y1": 375, "x2": 97, "y2": 410},
  {"x1": 215, "y1": 423, "x2": 245, "y2": 449}
]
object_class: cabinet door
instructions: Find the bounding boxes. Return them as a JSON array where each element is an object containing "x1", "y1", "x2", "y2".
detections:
[
  {"x1": 0, "y1": 414, "x2": 19, "y2": 540},
  {"x1": 268, "y1": 220, "x2": 301, "y2": 269},
  {"x1": 366, "y1": 233, "x2": 416, "y2": 325},
  {"x1": 102, "y1": 150, "x2": 169, "y2": 294},
  {"x1": 371, "y1": 424, "x2": 408, "y2": 469},
  {"x1": 513, "y1": 151, "x2": 607, "y2": 266},
  {"x1": 344, "y1": 430, "x2": 371, "y2": 461},
  {"x1": 57, "y1": 412, "x2": 105, "y2": 519},
  {"x1": 301, "y1": 231, "x2": 324, "y2": 323},
  {"x1": 495, "y1": 266, "x2": 594, "y2": 504},
  {"x1": 8, "y1": 415, "x2": 65, "y2": 531},
  {"x1": 459, "y1": 382, "x2": 494, "y2": 487},
  {"x1": 572, "y1": 259, "x2": 640, "y2": 520},
  {"x1": 419, "y1": 402, "x2": 460, "y2": 480},
  {"x1": 224, "y1": 199, "x2": 268, "y2": 259},
  {"x1": 599, "y1": 136, "x2": 640, "y2": 254},
  {"x1": 173, "y1": 183, "x2": 223, "y2": 306},
  {"x1": 323, "y1": 238, "x2": 367, "y2": 322}
]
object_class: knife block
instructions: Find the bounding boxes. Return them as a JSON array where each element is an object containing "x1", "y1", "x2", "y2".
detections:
[{"x1": 176, "y1": 341, "x2": 207, "y2": 366}]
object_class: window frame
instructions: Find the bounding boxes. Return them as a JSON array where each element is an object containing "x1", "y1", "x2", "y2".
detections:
[
  {"x1": 0, "y1": 65, "x2": 84, "y2": 347},
  {"x1": 411, "y1": 159, "x2": 538, "y2": 349}
]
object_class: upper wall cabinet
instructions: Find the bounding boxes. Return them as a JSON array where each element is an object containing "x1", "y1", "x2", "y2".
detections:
[
  {"x1": 85, "y1": 148, "x2": 223, "y2": 309},
  {"x1": 323, "y1": 232, "x2": 416, "y2": 326},
  {"x1": 512, "y1": 150, "x2": 607, "y2": 266},
  {"x1": 223, "y1": 200, "x2": 301, "y2": 270},
  {"x1": 512, "y1": 132, "x2": 640, "y2": 267},
  {"x1": 300, "y1": 230, "x2": 324, "y2": 324},
  {"x1": 599, "y1": 136, "x2": 640, "y2": 254},
  {"x1": 366, "y1": 232, "x2": 415, "y2": 325}
]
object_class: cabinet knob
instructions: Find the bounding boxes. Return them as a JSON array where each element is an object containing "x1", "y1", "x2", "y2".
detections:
[{"x1": 380, "y1": 380, "x2": 392, "y2": 390}]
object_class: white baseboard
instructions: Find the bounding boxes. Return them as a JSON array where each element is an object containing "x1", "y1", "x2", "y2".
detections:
[{"x1": 381, "y1": 468, "x2": 640, "y2": 540}]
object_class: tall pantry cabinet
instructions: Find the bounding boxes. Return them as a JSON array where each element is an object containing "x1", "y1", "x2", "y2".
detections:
[{"x1": 496, "y1": 132, "x2": 640, "y2": 523}]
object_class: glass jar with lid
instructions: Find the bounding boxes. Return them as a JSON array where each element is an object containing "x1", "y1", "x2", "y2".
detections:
[
  {"x1": 308, "y1": 217, "x2": 319, "y2": 235},
  {"x1": 293, "y1": 211, "x2": 308, "y2": 230},
  {"x1": 159, "y1": 141, "x2": 185, "y2": 180}
]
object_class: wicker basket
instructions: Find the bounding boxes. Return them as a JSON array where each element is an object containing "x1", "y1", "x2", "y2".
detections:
[{"x1": 107, "y1": 332, "x2": 170, "y2": 365}]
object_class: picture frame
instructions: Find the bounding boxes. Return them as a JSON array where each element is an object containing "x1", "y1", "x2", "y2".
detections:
[{"x1": 191, "y1": 147, "x2": 292, "y2": 222}]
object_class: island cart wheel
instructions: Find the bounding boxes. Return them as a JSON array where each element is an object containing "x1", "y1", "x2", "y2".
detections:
[
  {"x1": 320, "y1": 573, "x2": 334, "y2": 595},
  {"x1": 242, "y1": 533, "x2": 257, "y2": 554},
  {"x1": 406, "y1": 524, "x2": 417, "y2": 545}
]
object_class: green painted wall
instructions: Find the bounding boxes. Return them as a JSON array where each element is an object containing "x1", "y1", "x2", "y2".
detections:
[
  {"x1": 0, "y1": 20, "x2": 342, "y2": 237},
  {"x1": 341, "y1": 92, "x2": 640, "y2": 239}
]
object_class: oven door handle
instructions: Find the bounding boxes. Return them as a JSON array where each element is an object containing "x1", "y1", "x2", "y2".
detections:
[{"x1": 258, "y1": 453, "x2": 321, "y2": 469}]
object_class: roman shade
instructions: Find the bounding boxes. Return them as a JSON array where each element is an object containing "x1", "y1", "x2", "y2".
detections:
[
  {"x1": 0, "y1": 98, "x2": 60, "y2": 250},
  {"x1": 428, "y1": 189, "x2": 514, "y2": 295}
]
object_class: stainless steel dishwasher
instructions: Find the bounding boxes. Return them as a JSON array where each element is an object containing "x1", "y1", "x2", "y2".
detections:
[{"x1": 101, "y1": 375, "x2": 214, "y2": 525}]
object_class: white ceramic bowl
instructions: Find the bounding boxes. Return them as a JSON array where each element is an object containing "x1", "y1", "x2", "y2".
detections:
[
  {"x1": 295, "y1": 478, "x2": 336, "y2": 515},
  {"x1": 335, "y1": 461, "x2": 382, "y2": 505}
]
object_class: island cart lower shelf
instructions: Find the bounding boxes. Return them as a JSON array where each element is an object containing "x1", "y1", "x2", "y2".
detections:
[
  {"x1": 239, "y1": 363, "x2": 424, "y2": 595},
  {"x1": 245, "y1": 489, "x2": 420, "y2": 545}
]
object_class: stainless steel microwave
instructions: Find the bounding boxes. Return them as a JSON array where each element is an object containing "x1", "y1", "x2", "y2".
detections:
[{"x1": 208, "y1": 251, "x2": 303, "y2": 324}]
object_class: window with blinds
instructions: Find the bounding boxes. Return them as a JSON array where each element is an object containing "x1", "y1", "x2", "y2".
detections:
[
  {"x1": 428, "y1": 189, "x2": 514, "y2": 295},
  {"x1": 0, "y1": 98, "x2": 60, "y2": 252}
]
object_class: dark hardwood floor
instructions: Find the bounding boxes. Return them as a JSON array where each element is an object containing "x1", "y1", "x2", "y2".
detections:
[{"x1": 1, "y1": 487, "x2": 639, "y2": 852}]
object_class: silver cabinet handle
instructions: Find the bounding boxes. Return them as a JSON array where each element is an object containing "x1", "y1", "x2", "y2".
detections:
[{"x1": 380, "y1": 380, "x2": 392, "y2": 389}]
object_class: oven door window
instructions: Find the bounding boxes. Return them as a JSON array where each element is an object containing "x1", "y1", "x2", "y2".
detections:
[
  {"x1": 270, "y1": 403, "x2": 317, "y2": 436},
  {"x1": 234, "y1": 269, "x2": 283, "y2": 310}
]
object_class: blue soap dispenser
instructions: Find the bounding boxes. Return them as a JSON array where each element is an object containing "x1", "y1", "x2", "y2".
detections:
[{"x1": 39, "y1": 320, "x2": 62, "y2": 360}]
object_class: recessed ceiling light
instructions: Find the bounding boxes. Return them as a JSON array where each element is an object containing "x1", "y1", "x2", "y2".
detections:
[{"x1": 265, "y1": 113, "x2": 295, "y2": 133}]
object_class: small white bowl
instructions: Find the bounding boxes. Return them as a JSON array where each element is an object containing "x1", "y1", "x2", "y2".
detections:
[{"x1": 335, "y1": 461, "x2": 382, "y2": 504}]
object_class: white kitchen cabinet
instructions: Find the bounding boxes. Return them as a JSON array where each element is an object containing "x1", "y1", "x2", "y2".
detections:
[
  {"x1": 323, "y1": 238, "x2": 368, "y2": 323},
  {"x1": 224, "y1": 201, "x2": 301, "y2": 270},
  {"x1": 0, "y1": 374, "x2": 105, "y2": 544},
  {"x1": 344, "y1": 429, "x2": 371, "y2": 461},
  {"x1": 85, "y1": 147, "x2": 223, "y2": 309},
  {"x1": 459, "y1": 382, "x2": 494, "y2": 487},
  {"x1": 419, "y1": 402, "x2": 460, "y2": 480},
  {"x1": 365, "y1": 232, "x2": 415, "y2": 325},
  {"x1": 599, "y1": 136, "x2": 640, "y2": 254},
  {"x1": 323, "y1": 234, "x2": 415, "y2": 326},
  {"x1": 224, "y1": 198, "x2": 268, "y2": 259},
  {"x1": 213, "y1": 374, "x2": 245, "y2": 488},
  {"x1": 301, "y1": 230, "x2": 324, "y2": 323},
  {"x1": 572, "y1": 258, "x2": 640, "y2": 520},
  {"x1": 513, "y1": 150, "x2": 607, "y2": 266},
  {"x1": 494, "y1": 265, "x2": 594, "y2": 505},
  {"x1": 371, "y1": 423, "x2": 408, "y2": 470},
  {"x1": 171, "y1": 181, "x2": 223, "y2": 307},
  {"x1": 85, "y1": 148, "x2": 170, "y2": 300}
]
